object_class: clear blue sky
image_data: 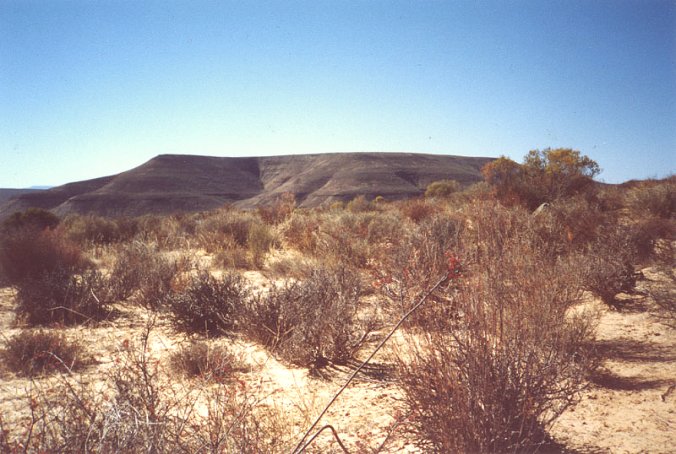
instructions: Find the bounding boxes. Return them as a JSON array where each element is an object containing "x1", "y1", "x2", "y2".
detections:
[{"x1": 1, "y1": 0, "x2": 674, "y2": 187}]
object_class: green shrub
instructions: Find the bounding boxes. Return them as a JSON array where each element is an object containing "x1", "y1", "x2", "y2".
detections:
[{"x1": 1, "y1": 330, "x2": 89, "y2": 376}]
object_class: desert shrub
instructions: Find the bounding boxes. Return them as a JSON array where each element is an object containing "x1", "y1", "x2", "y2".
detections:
[
  {"x1": 264, "y1": 253, "x2": 318, "y2": 279},
  {"x1": 281, "y1": 211, "x2": 320, "y2": 253},
  {"x1": 551, "y1": 196, "x2": 611, "y2": 247},
  {"x1": 0, "y1": 228, "x2": 88, "y2": 286},
  {"x1": 365, "y1": 211, "x2": 406, "y2": 246},
  {"x1": 628, "y1": 217, "x2": 675, "y2": 264},
  {"x1": 460, "y1": 200, "x2": 543, "y2": 266},
  {"x1": 328, "y1": 200, "x2": 345, "y2": 211},
  {"x1": 96, "y1": 327, "x2": 185, "y2": 452},
  {"x1": 594, "y1": 184, "x2": 625, "y2": 212},
  {"x1": 483, "y1": 149, "x2": 600, "y2": 209},
  {"x1": 167, "y1": 271, "x2": 248, "y2": 336},
  {"x1": 346, "y1": 195, "x2": 373, "y2": 213},
  {"x1": 376, "y1": 213, "x2": 464, "y2": 326},
  {"x1": 180, "y1": 381, "x2": 290, "y2": 453},
  {"x1": 257, "y1": 192, "x2": 296, "y2": 225},
  {"x1": 458, "y1": 181, "x2": 493, "y2": 202},
  {"x1": 398, "y1": 235, "x2": 595, "y2": 453},
  {"x1": 135, "y1": 215, "x2": 187, "y2": 250},
  {"x1": 529, "y1": 197, "x2": 615, "y2": 259},
  {"x1": 243, "y1": 266, "x2": 368, "y2": 370},
  {"x1": 425, "y1": 179, "x2": 461, "y2": 198},
  {"x1": 625, "y1": 178, "x2": 675, "y2": 219},
  {"x1": 196, "y1": 209, "x2": 255, "y2": 249},
  {"x1": 399, "y1": 198, "x2": 437, "y2": 223},
  {"x1": 213, "y1": 243, "x2": 252, "y2": 269},
  {"x1": 1, "y1": 208, "x2": 59, "y2": 234},
  {"x1": 1, "y1": 330, "x2": 88, "y2": 376},
  {"x1": 650, "y1": 266, "x2": 676, "y2": 328},
  {"x1": 247, "y1": 222, "x2": 277, "y2": 268},
  {"x1": 108, "y1": 242, "x2": 180, "y2": 308},
  {"x1": 314, "y1": 213, "x2": 370, "y2": 268},
  {"x1": 170, "y1": 341, "x2": 246, "y2": 381},
  {"x1": 15, "y1": 269, "x2": 113, "y2": 326},
  {"x1": 582, "y1": 227, "x2": 637, "y2": 307},
  {"x1": 61, "y1": 214, "x2": 122, "y2": 245}
]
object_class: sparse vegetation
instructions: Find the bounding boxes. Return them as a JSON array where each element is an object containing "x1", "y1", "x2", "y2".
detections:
[
  {"x1": 1, "y1": 330, "x2": 89, "y2": 376},
  {"x1": 0, "y1": 154, "x2": 673, "y2": 452}
]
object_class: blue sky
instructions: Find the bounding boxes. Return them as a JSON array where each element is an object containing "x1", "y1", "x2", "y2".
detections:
[{"x1": 1, "y1": 0, "x2": 674, "y2": 187}]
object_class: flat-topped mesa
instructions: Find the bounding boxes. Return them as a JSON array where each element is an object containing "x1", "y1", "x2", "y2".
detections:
[{"x1": 0, "y1": 152, "x2": 494, "y2": 219}]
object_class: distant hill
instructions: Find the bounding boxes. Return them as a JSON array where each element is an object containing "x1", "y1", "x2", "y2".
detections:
[
  {"x1": 0, "y1": 188, "x2": 44, "y2": 205},
  {"x1": 0, "y1": 153, "x2": 494, "y2": 219}
]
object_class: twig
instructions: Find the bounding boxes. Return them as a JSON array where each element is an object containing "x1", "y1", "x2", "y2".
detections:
[
  {"x1": 292, "y1": 274, "x2": 448, "y2": 453},
  {"x1": 300, "y1": 425, "x2": 351, "y2": 453}
]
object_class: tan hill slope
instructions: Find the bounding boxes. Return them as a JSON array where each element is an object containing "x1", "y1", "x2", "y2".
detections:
[{"x1": 0, "y1": 152, "x2": 493, "y2": 218}]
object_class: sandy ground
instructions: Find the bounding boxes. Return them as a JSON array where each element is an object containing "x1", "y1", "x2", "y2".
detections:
[
  {"x1": 550, "y1": 266, "x2": 676, "y2": 454},
  {"x1": 0, "y1": 265, "x2": 674, "y2": 453}
]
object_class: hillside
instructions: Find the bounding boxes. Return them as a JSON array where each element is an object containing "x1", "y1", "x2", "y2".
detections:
[
  {"x1": 0, "y1": 188, "x2": 43, "y2": 205},
  {"x1": 0, "y1": 153, "x2": 493, "y2": 218}
]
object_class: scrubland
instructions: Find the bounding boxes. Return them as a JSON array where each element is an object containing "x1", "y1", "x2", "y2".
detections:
[{"x1": 0, "y1": 154, "x2": 674, "y2": 453}]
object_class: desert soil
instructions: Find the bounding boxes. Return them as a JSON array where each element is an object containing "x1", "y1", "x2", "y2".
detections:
[{"x1": 0, "y1": 265, "x2": 674, "y2": 453}]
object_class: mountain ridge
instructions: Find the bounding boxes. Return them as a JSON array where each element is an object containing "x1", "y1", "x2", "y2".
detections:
[{"x1": 0, "y1": 152, "x2": 494, "y2": 219}]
